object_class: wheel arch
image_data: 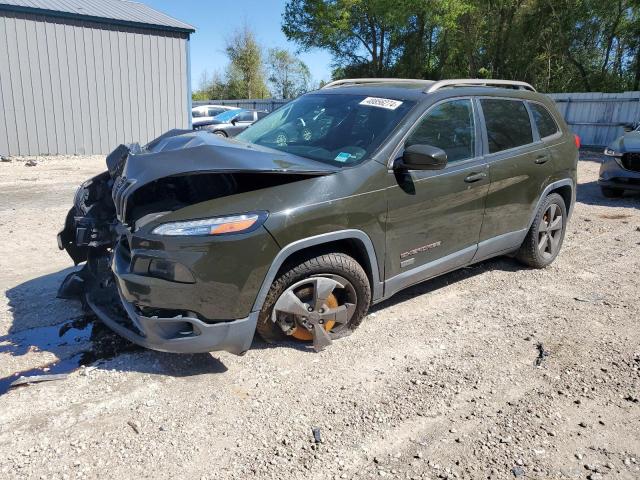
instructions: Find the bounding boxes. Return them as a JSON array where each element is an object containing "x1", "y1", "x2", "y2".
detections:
[
  {"x1": 528, "y1": 179, "x2": 575, "y2": 230},
  {"x1": 251, "y1": 230, "x2": 382, "y2": 313}
]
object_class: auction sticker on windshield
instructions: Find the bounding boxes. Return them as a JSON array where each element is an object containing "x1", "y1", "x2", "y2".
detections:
[{"x1": 359, "y1": 97, "x2": 403, "y2": 110}]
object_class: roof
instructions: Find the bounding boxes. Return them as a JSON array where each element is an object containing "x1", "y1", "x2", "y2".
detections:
[{"x1": 0, "y1": 0, "x2": 195, "y2": 33}]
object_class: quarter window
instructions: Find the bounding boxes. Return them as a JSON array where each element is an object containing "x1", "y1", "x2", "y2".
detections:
[
  {"x1": 530, "y1": 103, "x2": 559, "y2": 138},
  {"x1": 405, "y1": 99, "x2": 476, "y2": 163},
  {"x1": 480, "y1": 99, "x2": 533, "y2": 153}
]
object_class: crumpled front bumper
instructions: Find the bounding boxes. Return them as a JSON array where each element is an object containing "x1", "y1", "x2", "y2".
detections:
[{"x1": 86, "y1": 285, "x2": 257, "y2": 355}]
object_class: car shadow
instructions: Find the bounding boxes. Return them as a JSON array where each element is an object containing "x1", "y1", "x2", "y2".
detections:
[
  {"x1": 370, "y1": 256, "x2": 521, "y2": 313},
  {"x1": 576, "y1": 180, "x2": 640, "y2": 208},
  {"x1": 2, "y1": 267, "x2": 229, "y2": 394}
]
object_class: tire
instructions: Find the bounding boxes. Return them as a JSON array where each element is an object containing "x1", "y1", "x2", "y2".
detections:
[
  {"x1": 213, "y1": 130, "x2": 227, "y2": 137},
  {"x1": 516, "y1": 193, "x2": 567, "y2": 268},
  {"x1": 600, "y1": 186, "x2": 624, "y2": 198},
  {"x1": 256, "y1": 252, "x2": 371, "y2": 344}
]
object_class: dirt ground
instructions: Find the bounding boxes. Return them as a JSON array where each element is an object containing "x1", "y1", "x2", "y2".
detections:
[{"x1": 0, "y1": 153, "x2": 638, "y2": 480}]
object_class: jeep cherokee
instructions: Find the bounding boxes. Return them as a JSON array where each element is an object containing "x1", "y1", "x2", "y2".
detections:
[{"x1": 58, "y1": 78, "x2": 579, "y2": 354}]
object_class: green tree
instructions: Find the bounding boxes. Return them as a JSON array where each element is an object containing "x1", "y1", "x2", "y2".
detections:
[
  {"x1": 225, "y1": 25, "x2": 269, "y2": 98},
  {"x1": 283, "y1": 0, "x2": 640, "y2": 92},
  {"x1": 267, "y1": 48, "x2": 311, "y2": 98}
]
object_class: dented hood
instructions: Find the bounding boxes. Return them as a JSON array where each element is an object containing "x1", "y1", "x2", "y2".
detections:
[{"x1": 112, "y1": 130, "x2": 338, "y2": 185}]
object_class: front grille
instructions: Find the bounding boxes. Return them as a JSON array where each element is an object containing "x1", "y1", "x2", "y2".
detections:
[
  {"x1": 621, "y1": 152, "x2": 640, "y2": 172},
  {"x1": 112, "y1": 176, "x2": 135, "y2": 222}
]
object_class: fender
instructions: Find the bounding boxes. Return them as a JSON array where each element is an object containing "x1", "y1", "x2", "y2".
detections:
[
  {"x1": 251, "y1": 229, "x2": 383, "y2": 312},
  {"x1": 527, "y1": 178, "x2": 575, "y2": 230}
]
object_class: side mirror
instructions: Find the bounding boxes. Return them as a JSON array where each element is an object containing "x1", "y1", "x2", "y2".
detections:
[
  {"x1": 231, "y1": 118, "x2": 238, "y2": 126},
  {"x1": 399, "y1": 144, "x2": 448, "y2": 170},
  {"x1": 623, "y1": 123, "x2": 634, "y2": 132}
]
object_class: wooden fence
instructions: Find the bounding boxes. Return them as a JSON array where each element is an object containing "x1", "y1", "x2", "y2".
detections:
[{"x1": 196, "y1": 91, "x2": 640, "y2": 147}]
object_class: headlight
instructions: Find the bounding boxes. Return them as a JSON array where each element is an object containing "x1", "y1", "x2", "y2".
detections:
[
  {"x1": 152, "y1": 212, "x2": 267, "y2": 236},
  {"x1": 604, "y1": 148, "x2": 622, "y2": 157}
]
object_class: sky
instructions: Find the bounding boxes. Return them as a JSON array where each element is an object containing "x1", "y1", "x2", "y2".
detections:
[{"x1": 142, "y1": 0, "x2": 333, "y2": 91}]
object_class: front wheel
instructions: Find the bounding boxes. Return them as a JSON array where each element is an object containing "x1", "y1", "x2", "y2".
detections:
[
  {"x1": 256, "y1": 252, "x2": 371, "y2": 351},
  {"x1": 213, "y1": 130, "x2": 227, "y2": 137},
  {"x1": 516, "y1": 193, "x2": 567, "y2": 268}
]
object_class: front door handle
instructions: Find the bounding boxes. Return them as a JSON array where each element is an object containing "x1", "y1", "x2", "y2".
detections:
[
  {"x1": 464, "y1": 172, "x2": 487, "y2": 183},
  {"x1": 535, "y1": 155, "x2": 550, "y2": 164}
]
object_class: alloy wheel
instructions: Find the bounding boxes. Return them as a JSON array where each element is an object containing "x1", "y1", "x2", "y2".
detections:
[
  {"x1": 538, "y1": 203, "x2": 563, "y2": 259},
  {"x1": 272, "y1": 275, "x2": 357, "y2": 351}
]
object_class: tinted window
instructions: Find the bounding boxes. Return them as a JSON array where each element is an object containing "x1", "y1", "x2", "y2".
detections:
[
  {"x1": 257, "y1": 111, "x2": 268, "y2": 119},
  {"x1": 238, "y1": 111, "x2": 254, "y2": 122},
  {"x1": 530, "y1": 103, "x2": 559, "y2": 138},
  {"x1": 481, "y1": 99, "x2": 533, "y2": 153},
  {"x1": 405, "y1": 99, "x2": 475, "y2": 162}
]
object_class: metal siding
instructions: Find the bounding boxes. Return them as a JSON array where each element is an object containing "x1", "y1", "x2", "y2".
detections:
[
  {"x1": 0, "y1": 15, "x2": 19, "y2": 154},
  {"x1": 0, "y1": 12, "x2": 191, "y2": 155},
  {"x1": 157, "y1": 34, "x2": 168, "y2": 133},
  {"x1": 54, "y1": 16, "x2": 74, "y2": 153}
]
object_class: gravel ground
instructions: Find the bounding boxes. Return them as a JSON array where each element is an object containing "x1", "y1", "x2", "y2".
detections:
[{"x1": 0, "y1": 152, "x2": 639, "y2": 480}]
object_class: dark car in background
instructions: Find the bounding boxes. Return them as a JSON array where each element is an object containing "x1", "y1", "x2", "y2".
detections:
[
  {"x1": 200, "y1": 109, "x2": 268, "y2": 137},
  {"x1": 599, "y1": 124, "x2": 640, "y2": 197}
]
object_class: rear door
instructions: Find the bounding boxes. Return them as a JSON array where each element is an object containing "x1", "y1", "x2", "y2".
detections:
[
  {"x1": 475, "y1": 98, "x2": 554, "y2": 257},
  {"x1": 384, "y1": 97, "x2": 489, "y2": 295}
]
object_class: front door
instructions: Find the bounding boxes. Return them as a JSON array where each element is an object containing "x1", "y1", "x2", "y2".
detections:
[
  {"x1": 228, "y1": 111, "x2": 255, "y2": 136},
  {"x1": 385, "y1": 98, "x2": 489, "y2": 296}
]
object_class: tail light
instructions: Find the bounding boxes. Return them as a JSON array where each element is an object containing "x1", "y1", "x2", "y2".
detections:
[{"x1": 574, "y1": 134, "x2": 581, "y2": 149}]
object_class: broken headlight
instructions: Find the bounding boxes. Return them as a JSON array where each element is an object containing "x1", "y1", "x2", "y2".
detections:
[{"x1": 151, "y1": 212, "x2": 267, "y2": 236}]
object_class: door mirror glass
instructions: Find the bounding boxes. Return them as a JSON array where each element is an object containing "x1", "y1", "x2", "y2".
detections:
[{"x1": 400, "y1": 144, "x2": 448, "y2": 170}]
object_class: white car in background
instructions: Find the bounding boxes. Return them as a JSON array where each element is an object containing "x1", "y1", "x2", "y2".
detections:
[{"x1": 192, "y1": 105, "x2": 240, "y2": 129}]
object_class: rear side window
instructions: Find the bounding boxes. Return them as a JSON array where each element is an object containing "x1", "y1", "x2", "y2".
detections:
[
  {"x1": 529, "y1": 103, "x2": 559, "y2": 138},
  {"x1": 405, "y1": 99, "x2": 476, "y2": 162},
  {"x1": 480, "y1": 99, "x2": 533, "y2": 153}
]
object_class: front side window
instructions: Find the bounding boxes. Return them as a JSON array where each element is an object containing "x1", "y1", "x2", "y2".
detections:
[
  {"x1": 215, "y1": 110, "x2": 243, "y2": 122},
  {"x1": 481, "y1": 99, "x2": 533, "y2": 153},
  {"x1": 405, "y1": 99, "x2": 476, "y2": 163},
  {"x1": 529, "y1": 103, "x2": 559, "y2": 138},
  {"x1": 236, "y1": 93, "x2": 415, "y2": 166},
  {"x1": 237, "y1": 111, "x2": 254, "y2": 122}
]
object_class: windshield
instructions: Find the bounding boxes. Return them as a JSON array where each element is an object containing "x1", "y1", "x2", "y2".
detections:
[
  {"x1": 235, "y1": 93, "x2": 415, "y2": 166},
  {"x1": 214, "y1": 109, "x2": 244, "y2": 122}
]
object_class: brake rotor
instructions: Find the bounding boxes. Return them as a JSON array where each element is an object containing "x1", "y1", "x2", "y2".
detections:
[{"x1": 290, "y1": 288, "x2": 338, "y2": 341}]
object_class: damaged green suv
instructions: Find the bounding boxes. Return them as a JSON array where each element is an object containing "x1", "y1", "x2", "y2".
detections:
[{"x1": 58, "y1": 79, "x2": 578, "y2": 355}]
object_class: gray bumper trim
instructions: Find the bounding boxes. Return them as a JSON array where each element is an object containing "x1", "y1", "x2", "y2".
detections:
[{"x1": 86, "y1": 289, "x2": 257, "y2": 355}]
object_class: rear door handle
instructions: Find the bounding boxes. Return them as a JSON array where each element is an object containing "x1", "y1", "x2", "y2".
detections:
[
  {"x1": 535, "y1": 155, "x2": 550, "y2": 164},
  {"x1": 464, "y1": 172, "x2": 487, "y2": 183}
]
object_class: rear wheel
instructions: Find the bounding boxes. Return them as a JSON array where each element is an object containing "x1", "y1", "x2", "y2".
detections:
[
  {"x1": 214, "y1": 130, "x2": 227, "y2": 137},
  {"x1": 600, "y1": 186, "x2": 624, "y2": 198},
  {"x1": 516, "y1": 193, "x2": 567, "y2": 268},
  {"x1": 256, "y1": 252, "x2": 371, "y2": 351}
]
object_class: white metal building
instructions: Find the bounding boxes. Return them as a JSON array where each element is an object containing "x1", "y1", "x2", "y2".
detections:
[{"x1": 0, "y1": 0, "x2": 195, "y2": 156}]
